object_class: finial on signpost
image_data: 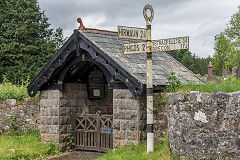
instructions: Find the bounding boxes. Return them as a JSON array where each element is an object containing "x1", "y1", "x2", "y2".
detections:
[{"x1": 143, "y1": 4, "x2": 154, "y2": 25}]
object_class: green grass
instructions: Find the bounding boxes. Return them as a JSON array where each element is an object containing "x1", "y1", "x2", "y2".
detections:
[
  {"x1": 178, "y1": 75, "x2": 240, "y2": 93},
  {"x1": 0, "y1": 131, "x2": 61, "y2": 160},
  {"x1": 0, "y1": 76, "x2": 38, "y2": 101},
  {"x1": 98, "y1": 136, "x2": 180, "y2": 160}
]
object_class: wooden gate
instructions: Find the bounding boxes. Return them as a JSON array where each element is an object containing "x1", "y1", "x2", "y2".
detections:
[{"x1": 71, "y1": 113, "x2": 113, "y2": 152}]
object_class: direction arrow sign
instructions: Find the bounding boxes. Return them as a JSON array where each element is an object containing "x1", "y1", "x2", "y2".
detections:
[
  {"x1": 152, "y1": 36, "x2": 189, "y2": 52},
  {"x1": 118, "y1": 26, "x2": 147, "y2": 40},
  {"x1": 124, "y1": 42, "x2": 147, "y2": 54}
]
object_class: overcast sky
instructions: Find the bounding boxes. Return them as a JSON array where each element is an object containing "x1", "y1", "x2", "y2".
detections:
[{"x1": 38, "y1": 0, "x2": 239, "y2": 58}]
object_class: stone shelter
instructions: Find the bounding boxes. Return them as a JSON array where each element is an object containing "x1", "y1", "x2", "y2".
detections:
[{"x1": 27, "y1": 19, "x2": 202, "y2": 151}]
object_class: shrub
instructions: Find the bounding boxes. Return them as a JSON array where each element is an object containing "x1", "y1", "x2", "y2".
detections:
[
  {"x1": 0, "y1": 76, "x2": 37, "y2": 101},
  {"x1": 165, "y1": 71, "x2": 181, "y2": 92}
]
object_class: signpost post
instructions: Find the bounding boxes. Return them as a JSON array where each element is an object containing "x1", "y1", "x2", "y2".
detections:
[
  {"x1": 118, "y1": 4, "x2": 189, "y2": 153},
  {"x1": 144, "y1": 4, "x2": 154, "y2": 153}
]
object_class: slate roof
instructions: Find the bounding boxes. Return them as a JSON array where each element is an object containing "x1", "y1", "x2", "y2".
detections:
[
  {"x1": 27, "y1": 26, "x2": 203, "y2": 97},
  {"x1": 80, "y1": 30, "x2": 202, "y2": 86}
]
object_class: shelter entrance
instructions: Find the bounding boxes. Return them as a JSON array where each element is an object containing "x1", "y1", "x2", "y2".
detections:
[
  {"x1": 72, "y1": 113, "x2": 113, "y2": 152},
  {"x1": 63, "y1": 64, "x2": 113, "y2": 152}
]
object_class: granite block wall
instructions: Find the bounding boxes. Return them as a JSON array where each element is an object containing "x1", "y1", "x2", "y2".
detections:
[
  {"x1": 40, "y1": 90, "x2": 62, "y2": 143},
  {"x1": 167, "y1": 91, "x2": 240, "y2": 160},
  {"x1": 40, "y1": 83, "x2": 113, "y2": 146},
  {"x1": 112, "y1": 89, "x2": 144, "y2": 147}
]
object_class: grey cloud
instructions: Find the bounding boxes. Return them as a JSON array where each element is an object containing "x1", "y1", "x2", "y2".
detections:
[
  {"x1": 38, "y1": 0, "x2": 239, "y2": 57},
  {"x1": 38, "y1": 0, "x2": 191, "y2": 29}
]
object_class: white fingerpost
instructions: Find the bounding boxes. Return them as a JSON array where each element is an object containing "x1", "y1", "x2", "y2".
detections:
[
  {"x1": 143, "y1": 4, "x2": 154, "y2": 153},
  {"x1": 118, "y1": 3, "x2": 189, "y2": 153}
]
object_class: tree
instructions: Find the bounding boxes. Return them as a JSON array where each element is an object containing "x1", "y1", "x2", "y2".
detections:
[
  {"x1": 213, "y1": 33, "x2": 231, "y2": 75},
  {"x1": 225, "y1": 6, "x2": 240, "y2": 43},
  {"x1": 167, "y1": 50, "x2": 211, "y2": 76},
  {"x1": 180, "y1": 50, "x2": 194, "y2": 72},
  {"x1": 213, "y1": 5, "x2": 240, "y2": 75},
  {"x1": 0, "y1": 0, "x2": 65, "y2": 83}
]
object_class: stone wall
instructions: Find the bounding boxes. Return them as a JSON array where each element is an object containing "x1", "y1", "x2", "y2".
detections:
[
  {"x1": 0, "y1": 98, "x2": 39, "y2": 134},
  {"x1": 40, "y1": 90, "x2": 62, "y2": 143},
  {"x1": 112, "y1": 89, "x2": 145, "y2": 147},
  {"x1": 40, "y1": 83, "x2": 112, "y2": 146},
  {"x1": 153, "y1": 93, "x2": 168, "y2": 141},
  {"x1": 39, "y1": 84, "x2": 168, "y2": 149},
  {"x1": 167, "y1": 91, "x2": 240, "y2": 159},
  {"x1": 0, "y1": 85, "x2": 168, "y2": 150},
  {"x1": 60, "y1": 83, "x2": 112, "y2": 145},
  {"x1": 112, "y1": 91, "x2": 169, "y2": 147}
]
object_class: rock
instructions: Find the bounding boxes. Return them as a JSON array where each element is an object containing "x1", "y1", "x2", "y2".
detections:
[
  {"x1": 8, "y1": 149, "x2": 15, "y2": 153},
  {"x1": 5, "y1": 99, "x2": 16, "y2": 106},
  {"x1": 167, "y1": 92, "x2": 240, "y2": 159},
  {"x1": 232, "y1": 66, "x2": 237, "y2": 75}
]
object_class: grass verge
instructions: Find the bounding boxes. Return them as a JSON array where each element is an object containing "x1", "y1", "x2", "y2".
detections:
[
  {"x1": 0, "y1": 130, "x2": 61, "y2": 160},
  {"x1": 98, "y1": 135, "x2": 179, "y2": 160},
  {"x1": 178, "y1": 75, "x2": 240, "y2": 93}
]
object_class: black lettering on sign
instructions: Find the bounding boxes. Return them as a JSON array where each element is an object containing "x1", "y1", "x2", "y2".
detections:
[
  {"x1": 129, "y1": 44, "x2": 138, "y2": 52},
  {"x1": 183, "y1": 37, "x2": 188, "y2": 43},
  {"x1": 124, "y1": 45, "x2": 129, "y2": 53},
  {"x1": 178, "y1": 38, "x2": 182, "y2": 43},
  {"x1": 140, "y1": 30, "x2": 146, "y2": 38},
  {"x1": 119, "y1": 27, "x2": 142, "y2": 38},
  {"x1": 153, "y1": 41, "x2": 157, "y2": 47},
  {"x1": 136, "y1": 44, "x2": 140, "y2": 51},
  {"x1": 181, "y1": 44, "x2": 184, "y2": 49},
  {"x1": 169, "y1": 38, "x2": 177, "y2": 44},
  {"x1": 166, "y1": 45, "x2": 170, "y2": 51},
  {"x1": 181, "y1": 44, "x2": 188, "y2": 49},
  {"x1": 126, "y1": 29, "x2": 129, "y2": 36},
  {"x1": 142, "y1": 44, "x2": 146, "y2": 51}
]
